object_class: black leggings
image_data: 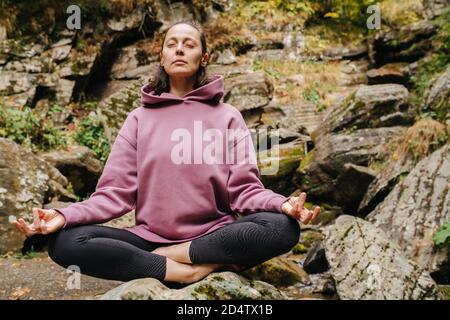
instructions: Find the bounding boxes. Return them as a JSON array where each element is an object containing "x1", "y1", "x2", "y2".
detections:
[{"x1": 48, "y1": 212, "x2": 300, "y2": 284}]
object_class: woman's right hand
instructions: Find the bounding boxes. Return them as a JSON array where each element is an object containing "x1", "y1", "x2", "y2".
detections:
[{"x1": 11, "y1": 208, "x2": 66, "y2": 237}]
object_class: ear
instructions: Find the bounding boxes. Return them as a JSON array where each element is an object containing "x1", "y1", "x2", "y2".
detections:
[{"x1": 201, "y1": 53, "x2": 209, "y2": 66}]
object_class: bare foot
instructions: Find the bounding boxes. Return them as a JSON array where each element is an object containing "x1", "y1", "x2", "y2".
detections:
[
  {"x1": 191, "y1": 263, "x2": 223, "y2": 282},
  {"x1": 163, "y1": 257, "x2": 222, "y2": 284},
  {"x1": 152, "y1": 242, "x2": 192, "y2": 264}
]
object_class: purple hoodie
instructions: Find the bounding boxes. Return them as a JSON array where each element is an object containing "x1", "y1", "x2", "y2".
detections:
[{"x1": 53, "y1": 74, "x2": 289, "y2": 243}]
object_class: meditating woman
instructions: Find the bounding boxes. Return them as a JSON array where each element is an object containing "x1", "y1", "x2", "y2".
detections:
[{"x1": 12, "y1": 21, "x2": 320, "y2": 286}]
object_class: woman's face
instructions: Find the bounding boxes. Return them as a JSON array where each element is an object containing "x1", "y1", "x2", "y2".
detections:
[{"x1": 160, "y1": 23, "x2": 206, "y2": 78}]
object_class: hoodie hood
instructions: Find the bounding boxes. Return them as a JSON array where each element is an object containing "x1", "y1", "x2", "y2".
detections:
[{"x1": 141, "y1": 74, "x2": 224, "y2": 107}]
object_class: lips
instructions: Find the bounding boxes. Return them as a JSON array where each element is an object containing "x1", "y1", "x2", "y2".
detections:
[{"x1": 173, "y1": 59, "x2": 187, "y2": 64}]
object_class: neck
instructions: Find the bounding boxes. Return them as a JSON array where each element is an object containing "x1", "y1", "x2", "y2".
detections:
[{"x1": 169, "y1": 75, "x2": 196, "y2": 98}]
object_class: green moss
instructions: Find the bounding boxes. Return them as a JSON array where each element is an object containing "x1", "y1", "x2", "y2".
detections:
[
  {"x1": 292, "y1": 243, "x2": 308, "y2": 254},
  {"x1": 410, "y1": 10, "x2": 450, "y2": 122},
  {"x1": 0, "y1": 99, "x2": 69, "y2": 152},
  {"x1": 73, "y1": 111, "x2": 111, "y2": 163},
  {"x1": 342, "y1": 224, "x2": 354, "y2": 240},
  {"x1": 212, "y1": 275, "x2": 225, "y2": 282},
  {"x1": 379, "y1": 0, "x2": 424, "y2": 28},
  {"x1": 193, "y1": 282, "x2": 251, "y2": 300},
  {"x1": 242, "y1": 259, "x2": 304, "y2": 286},
  {"x1": 276, "y1": 158, "x2": 302, "y2": 177},
  {"x1": 302, "y1": 231, "x2": 324, "y2": 247},
  {"x1": 299, "y1": 149, "x2": 316, "y2": 171},
  {"x1": 341, "y1": 91, "x2": 357, "y2": 110},
  {"x1": 1, "y1": 0, "x2": 117, "y2": 38},
  {"x1": 352, "y1": 100, "x2": 366, "y2": 111},
  {"x1": 193, "y1": 284, "x2": 218, "y2": 300},
  {"x1": 439, "y1": 285, "x2": 450, "y2": 300},
  {"x1": 70, "y1": 60, "x2": 90, "y2": 74}
]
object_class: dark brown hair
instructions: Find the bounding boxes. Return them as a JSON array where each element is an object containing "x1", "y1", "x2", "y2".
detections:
[{"x1": 148, "y1": 20, "x2": 212, "y2": 95}]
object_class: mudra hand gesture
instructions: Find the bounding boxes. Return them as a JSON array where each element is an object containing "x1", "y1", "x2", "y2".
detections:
[
  {"x1": 281, "y1": 192, "x2": 320, "y2": 225},
  {"x1": 10, "y1": 208, "x2": 66, "y2": 237}
]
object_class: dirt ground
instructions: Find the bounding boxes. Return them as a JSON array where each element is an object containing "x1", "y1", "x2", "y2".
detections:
[{"x1": 0, "y1": 252, "x2": 122, "y2": 300}]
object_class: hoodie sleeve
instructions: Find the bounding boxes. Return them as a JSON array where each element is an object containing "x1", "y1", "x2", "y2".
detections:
[
  {"x1": 53, "y1": 111, "x2": 138, "y2": 228},
  {"x1": 226, "y1": 111, "x2": 289, "y2": 215}
]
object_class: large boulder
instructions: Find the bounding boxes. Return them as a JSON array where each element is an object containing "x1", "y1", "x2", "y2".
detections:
[
  {"x1": 0, "y1": 31, "x2": 105, "y2": 108},
  {"x1": 107, "y1": 11, "x2": 149, "y2": 33},
  {"x1": 44, "y1": 201, "x2": 136, "y2": 230},
  {"x1": 370, "y1": 20, "x2": 436, "y2": 65},
  {"x1": 262, "y1": 101, "x2": 321, "y2": 136},
  {"x1": 0, "y1": 138, "x2": 75, "y2": 254},
  {"x1": 366, "y1": 62, "x2": 412, "y2": 85},
  {"x1": 313, "y1": 84, "x2": 412, "y2": 139},
  {"x1": 0, "y1": 72, "x2": 40, "y2": 107},
  {"x1": 323, "y1": 215, "x2": 443, "y2": 300},
  {"x1": 240, "y1": 256, "x2": 309, "y2": 287},
  {"x1": 153, "y1": 1, "x2": 195, "y2": 33},
  {"x1": 223, "y1": 72, "x2": 273, "y2": 112},
  {"x1": 39, "y1": 146, "x2": 104, "y2": 199},
  {"x1": 259, "y1": 138, "x2": 305, "y2": 195},
  {"x1": 110, "y1": 40, "x2": 159, "y2": 80},
  {"x1": 423, "y1": 0, "x2": 450, "y2": 19},
  {"x1": 367, "y1": 145, "x2": 450, "y2": 283},
  {"x1": 296, "y1": 127, "x2": 406, "y2": 212},
  {"x1": 359, "y1": 118, "x2": 448, "y2": 215},
  {"x1": 97, "y1": 79, "x2": 143, "y2": 143},
  {"x1": 425, "y1": 64, "x2": 450, "y2": 122},
  {"x1": 100, "y1": 271, "x2": 287, "y2": 300},
  {"x1": 358, "y1": 153, "x2": 414, "y2": 216}
]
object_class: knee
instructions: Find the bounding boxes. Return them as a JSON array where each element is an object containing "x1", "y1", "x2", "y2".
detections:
[
  {"x1": 47, "y1": 227, "x2": 87, "y2": 267},
  {"x1": 267, "y1": 213, "x2": 301, "y2": 251},
  {"x1": 47, "y1": 229, "x2": 70, "y2": 267},
  {"x1": 282, "y1": 214, "x2": 301, "y2": 249}
]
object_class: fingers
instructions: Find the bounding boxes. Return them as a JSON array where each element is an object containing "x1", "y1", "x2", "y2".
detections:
[
  {"x1": 15, "y1": 218, "x2": 38, "y2": 237},
  {"x1": 300, "y1": 206, "x2": 321, "y2": 225},
  {"x1": 301, "y1": 209, "x2": 314, "y2": 225},
  {"x1": 285, "y1": 193, "x2": 321, "y2": 225},
  {"x1": 295, "y1": 192, "x2": 306, "y2": 219},
  {"x1": 11, "y1": 207, "x2": 61, "y2": 237},
  {"x1": 19, "y1": 218, "x2": 36, "y2": 236},
  {"x1": 12, "y1": 220, "x2": 26, "y2": 235},
  {"x1": 312, "y1": 206, "x2": 321, "y2": 221}
]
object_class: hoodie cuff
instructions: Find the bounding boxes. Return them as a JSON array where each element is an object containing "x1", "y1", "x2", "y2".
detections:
[
  {"x1": 53, "y1": 207, "x2": 79, "y2": 229},
  {"x1": 268, "y1": 195, "x2": 290, "y2": 214}
]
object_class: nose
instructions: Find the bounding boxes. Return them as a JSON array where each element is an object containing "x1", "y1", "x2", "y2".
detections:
[{"x1": 176, "y1": 42, "x2": 184, "y2": 53}]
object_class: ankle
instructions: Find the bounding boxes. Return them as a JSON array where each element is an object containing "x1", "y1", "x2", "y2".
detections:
[{"x1": 189, "y1": 264, "x2": 221, "y2": 283}]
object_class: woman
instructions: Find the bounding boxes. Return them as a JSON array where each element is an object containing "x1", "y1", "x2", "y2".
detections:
[{"x1": 12, "y1": 21, "x2": 320, "y2": 286}]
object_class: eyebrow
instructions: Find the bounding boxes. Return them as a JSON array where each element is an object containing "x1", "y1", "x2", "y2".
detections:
[{"x1": 166, "y1": 36, "x2": 197, "y2": 43}]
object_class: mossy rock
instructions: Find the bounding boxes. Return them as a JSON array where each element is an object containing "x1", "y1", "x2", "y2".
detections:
[
  {"x1": 300, "y1": 230, "x2": 325, "y2": 249},
  {"x1": 100, "y1": 271, "x2": 287, "y2": 300},
  {"x1": 298, "y1": 149, "x2": 316, "y2": 172},
  {"x1": 240, "y1": 256, "x2": 309, "y2": 287}
]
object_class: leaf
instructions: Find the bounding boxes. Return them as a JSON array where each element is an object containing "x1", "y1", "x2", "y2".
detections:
[
  {"x1": 434, "y1": 222, "x2": 450, "y2": 246},
  {"x1": 9, "y1": 287, "x2": 32, "y2": 300},
  {"x1": 324, "y1": 12, "x2": 339, "y2": 19}
]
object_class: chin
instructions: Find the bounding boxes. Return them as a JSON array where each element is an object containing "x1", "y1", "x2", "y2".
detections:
[{"x1": 168, "y1": 69, "x2": 197, "y2": 77}]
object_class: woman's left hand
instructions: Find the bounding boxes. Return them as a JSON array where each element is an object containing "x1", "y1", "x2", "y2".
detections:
[{"x1": 281, "y1": 192, "x2": 320, "y2": 225}]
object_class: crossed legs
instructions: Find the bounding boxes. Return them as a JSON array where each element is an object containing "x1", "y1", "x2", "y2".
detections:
[{"x1": 48, "y1": 212, "x2": 300, "y2": 285}]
